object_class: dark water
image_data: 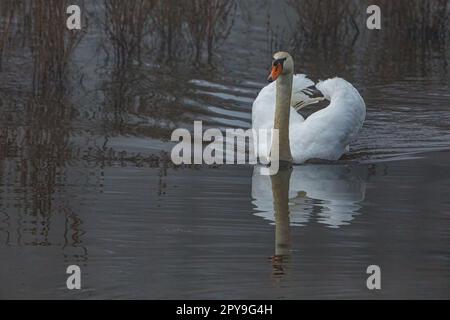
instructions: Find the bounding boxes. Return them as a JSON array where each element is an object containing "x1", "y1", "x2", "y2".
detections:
[{"x1": 1, "y1": 1, "x2": 450, "y2": 299}]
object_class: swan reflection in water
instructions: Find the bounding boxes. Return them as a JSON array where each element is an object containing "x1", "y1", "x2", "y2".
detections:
[
  {"x1": 252, "y1": 164, "x2": 367, "y2": 228},
  {"x1": 252, "y1": 164, "x2": 367, "y2": 274}
]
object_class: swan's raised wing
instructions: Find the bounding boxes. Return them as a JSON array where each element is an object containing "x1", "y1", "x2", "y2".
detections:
[
  {"x1": 316, "y1": 77, "x2": 366, "y2": 143},
  {"x1": 290, "y1": 78, "x2": 366, "y2": 162}
]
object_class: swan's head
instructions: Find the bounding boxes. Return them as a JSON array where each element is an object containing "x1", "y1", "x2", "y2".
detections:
[{"x1": 267, "y1": 51, "x2": 294, "y2": 82}]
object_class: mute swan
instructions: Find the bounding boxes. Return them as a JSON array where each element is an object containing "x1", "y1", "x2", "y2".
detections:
[{"x1": 252, "y1": 52, "x2": 366, "y2": 164}]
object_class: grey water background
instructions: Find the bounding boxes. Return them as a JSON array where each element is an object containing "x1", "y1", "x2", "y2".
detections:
[{"x1": 0, "y1": 0, "x2": 450, "y2": 299}]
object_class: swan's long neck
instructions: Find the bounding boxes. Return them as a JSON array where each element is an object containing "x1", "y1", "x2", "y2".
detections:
[{"x1": 272, "y1": 73, "x2": 293, "y2": 164}]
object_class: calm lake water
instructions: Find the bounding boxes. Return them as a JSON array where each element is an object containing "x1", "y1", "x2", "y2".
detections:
[{"x1": 0, "y1": 1, "x2": 450, "y2": 299}]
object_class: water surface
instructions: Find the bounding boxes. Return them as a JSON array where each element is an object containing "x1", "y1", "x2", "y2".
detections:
[{"x1": 1, "y1": 0, "x2": 450, "y2": 299}]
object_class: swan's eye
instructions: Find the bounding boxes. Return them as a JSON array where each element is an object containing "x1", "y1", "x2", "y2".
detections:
[{"x1": 273, "y1": 58, "x2": 287, "y2": 67}]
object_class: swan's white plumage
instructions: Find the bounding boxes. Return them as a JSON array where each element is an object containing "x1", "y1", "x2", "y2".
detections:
[
  {"x1": 252, "y1": 76, "x2": 366, "y2": 163},
  {"x1": 252, "y1": 74, "x2": 313, "y2": 130}
]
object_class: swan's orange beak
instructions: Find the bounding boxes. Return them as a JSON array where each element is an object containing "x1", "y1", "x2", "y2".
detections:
[{"x1": 268, "y1": 64, "x2": 282, "y2": 82}]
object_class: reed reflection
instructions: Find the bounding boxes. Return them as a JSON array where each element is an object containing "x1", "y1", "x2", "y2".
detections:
[{"x1": 0, "y1": 0, "x2": 88, "y2": 259}]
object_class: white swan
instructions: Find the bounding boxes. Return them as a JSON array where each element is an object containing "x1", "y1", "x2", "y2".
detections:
[{"x1": 252, "y1": 52, "x2": 366, "y2": 164}]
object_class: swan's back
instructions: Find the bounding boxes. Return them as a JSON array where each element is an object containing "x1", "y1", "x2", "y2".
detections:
[{"x1": 291, "y1": 77, "x2": 366, "y2": 163}]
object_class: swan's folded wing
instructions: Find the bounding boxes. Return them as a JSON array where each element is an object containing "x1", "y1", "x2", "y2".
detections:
[{"x1": 290, "y1": 74, "x2": 316, "y2": 109}]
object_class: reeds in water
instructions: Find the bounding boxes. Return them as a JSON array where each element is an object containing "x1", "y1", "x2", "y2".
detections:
[
  {"x1": 104, "y1": 0, "x2": 155, "y2": 66},
  {"x1": 287, "y1": 0, "x2": 449, "y2": 47},
  {"x1": 0, "y1": 0, "x2": 85, "y2": 94},
  {"x1": 29, "y1": 0, "x2": 85, "y2": 94},
  {"x1": 378, "y1": 0, "x2": 448, "y2": 42},
  {"x1": 183, "y1": 0, "x2": 236, "y2": 63},
  {"x1": 103, "y1": 0, "x2": 236, "y2": 64}
]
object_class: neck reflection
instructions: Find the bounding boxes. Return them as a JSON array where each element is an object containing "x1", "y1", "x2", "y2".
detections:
[
  {"x1": 269, "y1": 167, "x2": 292, "y2": 278},
  {"x1": 270, "y1": 167, "x2": 292, "y2": 258}
]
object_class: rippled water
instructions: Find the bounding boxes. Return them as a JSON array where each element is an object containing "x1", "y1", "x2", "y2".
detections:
[{"x1": 1, "y1": 1, "x2": 450, "y2": 299}]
